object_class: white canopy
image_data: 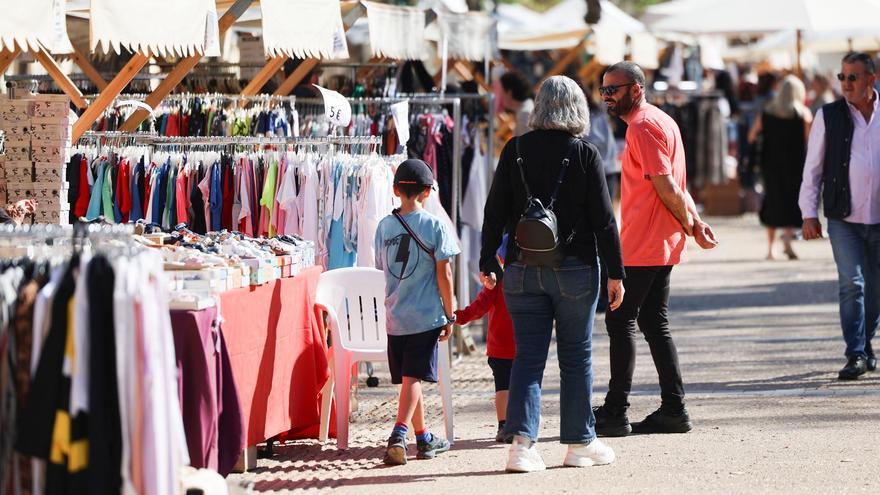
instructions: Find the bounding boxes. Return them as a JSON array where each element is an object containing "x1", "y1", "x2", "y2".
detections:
[
  {"x1": 652, "y1": 0, "x2": 880, "y2": 34},
  {"x1": 498, "y1": 0, "x2": 649, "y2": 52},
  {"x1": 0, "y1": 0, "x2": 73, "y2": 53}
]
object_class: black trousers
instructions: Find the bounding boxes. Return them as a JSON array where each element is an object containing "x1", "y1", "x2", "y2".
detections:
[{"x1": 603, "y1": 265, "x2": 685, "y2": 412}]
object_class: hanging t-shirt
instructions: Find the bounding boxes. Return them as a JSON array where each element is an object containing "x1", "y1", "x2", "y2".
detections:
[
  {"x1": 258, "y1": 159, "x2": 278, "y2": 237},
  {"x1": 86, "y1": 162, "x2": 107, "y2": 221},
  {"x1": 210, "y1": 162, "x2": 222, "y2": 232},
  {"x1": 198, "y1": 164, "x2": 213, "y2": 232}
]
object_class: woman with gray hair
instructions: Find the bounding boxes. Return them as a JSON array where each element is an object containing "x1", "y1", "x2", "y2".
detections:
[
  {"x1": 479, "y1": 75, "x2": 625, "y2": 472},
  {"x1": 748, "y1": 74, "x2": 813, "y2": 260}
]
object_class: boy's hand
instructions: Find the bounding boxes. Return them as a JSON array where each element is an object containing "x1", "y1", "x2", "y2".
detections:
[
  {"x1": 439, "y1": 324, "x2": 452, "y2": 342},
  {"x1": 480, "y1": 272, "x2": 497, "y2": 289}
]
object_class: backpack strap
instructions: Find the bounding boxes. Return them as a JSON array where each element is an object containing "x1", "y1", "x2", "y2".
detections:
[
  {"x1": 514, "y1": 137, "x2": 533, "y2": 201},
  {"x1": 547, "y1": 138, "x2": 580, "y2": 210},
  {"x1": 392, "y1": 208, "x2": 436, "y2": 260}
]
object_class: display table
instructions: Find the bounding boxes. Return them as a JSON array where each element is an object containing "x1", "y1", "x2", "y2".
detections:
[
  {"x1": 219, "y1": 266, "x2": 329, "y2": 446},
  {"x1": 170, "y1": 306, "x2": 245, "y2": 477}
]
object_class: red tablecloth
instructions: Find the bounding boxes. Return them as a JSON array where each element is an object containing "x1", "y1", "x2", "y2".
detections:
[{"x1": 220, "y1": 266, "x2": 329, "y2": 446}]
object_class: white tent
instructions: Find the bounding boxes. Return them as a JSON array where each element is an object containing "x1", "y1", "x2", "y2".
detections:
[
  {"x1": 497, "y1": 0, "x2": 649, "y2": 51},
  {"x1": 651, "y1": 0, "x2": 880, "y2": 34}
]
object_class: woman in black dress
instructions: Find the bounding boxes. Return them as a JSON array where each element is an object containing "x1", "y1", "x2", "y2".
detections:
[{"x1": 748, "y1": 75, "x2": 813, "y2": 260}]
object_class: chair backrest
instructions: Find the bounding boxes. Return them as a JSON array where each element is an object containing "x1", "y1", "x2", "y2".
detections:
[{"x1": 316, "y1": 267, "x2": 388, "y2": 352}]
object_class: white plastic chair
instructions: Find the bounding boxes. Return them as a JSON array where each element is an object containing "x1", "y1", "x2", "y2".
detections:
[{"x1": 315, "y1": 267, "x2": 454, "y2": 449}]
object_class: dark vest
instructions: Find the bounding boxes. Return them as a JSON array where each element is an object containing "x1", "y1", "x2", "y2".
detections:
[{"x1": 820, "y1": 99, "x2": 854, "y2": 219}]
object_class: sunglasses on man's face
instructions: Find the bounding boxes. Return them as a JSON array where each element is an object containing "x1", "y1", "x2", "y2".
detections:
[
  {"x1": 599, "y1": 82, "x2": 639, "y2": 97},
  {"x1": 837, "y1": 73, "x2": 862, "y2": 82}
]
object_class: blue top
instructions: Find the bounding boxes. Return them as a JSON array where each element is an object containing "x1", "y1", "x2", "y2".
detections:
[
  {"x1": 210, "y1": 161, "x2": 223, "y2": 231},
  {"x1": 130, "y1": 157, "x2": 144, "y2": 221},
  {"x1": 85, "y1": 161, "x2": 107, "y2": 221},
  {"x1": 374, "y1": 209, "x2": 460, "y2": 336}
]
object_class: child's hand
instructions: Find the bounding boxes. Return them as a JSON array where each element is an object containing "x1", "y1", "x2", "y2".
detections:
[
  {"x1": 480, "y1": 272, "x2": 497, "y2": 289},
  {"x1": 439, "y1": 324, "x2": 452, "y2": 342}
]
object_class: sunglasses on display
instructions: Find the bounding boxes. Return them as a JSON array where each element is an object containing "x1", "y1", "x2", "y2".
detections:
[
  {"x1": 599, "y1": 83, "x2": 639, "y2": 96},
  {"x1": 837, "y1": 73, "x2": 861, "y2": 82}
]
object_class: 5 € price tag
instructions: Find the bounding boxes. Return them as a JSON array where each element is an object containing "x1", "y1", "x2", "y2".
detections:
[{"x1": 314, "y1": 85, "x2": 352, "y2": 127}]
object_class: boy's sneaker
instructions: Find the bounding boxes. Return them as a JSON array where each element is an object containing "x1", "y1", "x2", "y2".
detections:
[
  {"x1": 563, "y1": 439, "x2": 616, "y2": 467},
  {"x1": 631, "y1": 407, "x2": 693, "y2": 434},
  {"x1": 416, "y1": 433, "x2": 450, "y2": 459},
  {"x1": 495, "y1": 425, "x2": 514, "y2": 443},
  {"x1": 383, "y1": 434, "x2": 408, "y2": 465},
  {"x1": 505, "y1": 436, "x2": 546, "y2": 473},
  {"x1": 593, "y1": 405, "x2": 631, "y2": 437}
]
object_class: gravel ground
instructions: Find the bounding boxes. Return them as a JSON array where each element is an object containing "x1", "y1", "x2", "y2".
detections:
[{"x1": 229, "y1": 214, "x2": 880, "y2": 494}]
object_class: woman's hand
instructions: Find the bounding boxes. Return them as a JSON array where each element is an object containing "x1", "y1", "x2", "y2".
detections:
[{"x1": 607, "y1": 278, "x2": 625, "y2": 311}]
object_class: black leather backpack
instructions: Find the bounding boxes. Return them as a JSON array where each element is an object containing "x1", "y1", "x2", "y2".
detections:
[{"x1": 513, "y1": 138, "x2": 577, "y2": 267}]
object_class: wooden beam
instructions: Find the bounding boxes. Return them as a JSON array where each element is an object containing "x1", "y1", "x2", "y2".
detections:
[
  {"x1": 73, "y1": 53, "x2": 150, "y2": 141},
  {"x1": 70, "y1": 46, "x2": 107, "y2": 91},
  {"x1": 273, "y1": 2, "x2": 366, "y2": 96},
  {"x1": 452, "y1": 60, "x2": 492, "y2": 93},
  {"x1": 32, "y1": 47, "x2": 88, "y2": 109},
  {"x1": 535, "y1": 38, "x2": 588, "y2": 92},
  {"x1": 0, "y1": 48, "x2": 21, "y2": 75},
  {"x1": 119, "y1": 0, "x2": 254, "y2": 132},
  {"x1": 273, "y1": 59, "x2": 319, "y2": 96},
  {"x1": 240, "y1": 56, "x2": 287, "y2": 96}
]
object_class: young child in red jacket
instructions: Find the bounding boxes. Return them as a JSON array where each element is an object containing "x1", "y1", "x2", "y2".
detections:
[{"x1": 455, "y1": 240, "x2": 515, "y2": 443}]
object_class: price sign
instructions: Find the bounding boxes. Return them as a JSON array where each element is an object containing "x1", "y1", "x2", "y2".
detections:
[{"x1": 314, "y1": 85, "x2": 352, "y2": 127}]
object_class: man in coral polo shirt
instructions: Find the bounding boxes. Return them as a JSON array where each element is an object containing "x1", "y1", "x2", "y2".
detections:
[{"x1": 593, "y1": 62, "x2": 718, "y2": 437}]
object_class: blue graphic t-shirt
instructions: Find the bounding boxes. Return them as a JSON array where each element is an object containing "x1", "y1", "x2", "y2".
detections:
[{"x1": 375, "y1": 209, "x2": 460, "y2": 336}]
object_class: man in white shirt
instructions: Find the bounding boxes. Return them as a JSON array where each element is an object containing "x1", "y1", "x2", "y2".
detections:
[{"x1": 799, "y1": 52, "x2": 880, "y2": 380}]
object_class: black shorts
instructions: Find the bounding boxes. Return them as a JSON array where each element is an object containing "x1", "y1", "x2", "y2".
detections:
[
  {"x1": 387, "y1": 328, "x2": 442, "y2": 385},
  {"x1": 488, "y1": 357, "x2": 513, "y2": 391}
]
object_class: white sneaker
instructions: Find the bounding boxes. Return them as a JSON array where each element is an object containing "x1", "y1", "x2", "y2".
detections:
[
  {"x1": 505, "y1": 435, "x2": 546, "y2": 473},
  {"x1": 563, "y1": 439, "x2": 616, "y2": 467}
]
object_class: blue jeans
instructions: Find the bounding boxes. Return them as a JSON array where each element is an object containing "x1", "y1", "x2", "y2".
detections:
[
  {"x1": 502, "y1": 257, "x2": 599, "y2": 444},
  {"x1": 827, "y1": 219, "x2": 880, "y2": 358}
]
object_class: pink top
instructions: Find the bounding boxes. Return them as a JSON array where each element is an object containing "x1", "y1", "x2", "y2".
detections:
[
  {"x1": 175, "y1": 164, "x2": 189, "y2": 225},
  {"x1": 620, "y1": 103, "x2": 688, "y2": 266},
  {"x1": 198, "y1": 165, "x2": 212, "y2": 231},
  {"x1": 799, "y1": 91, "x2": 880, "y2": 225}
]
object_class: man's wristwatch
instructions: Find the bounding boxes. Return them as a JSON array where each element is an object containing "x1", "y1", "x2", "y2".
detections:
[{"x1": 445, "y1": 314, "x2": 457, "y2": 325}]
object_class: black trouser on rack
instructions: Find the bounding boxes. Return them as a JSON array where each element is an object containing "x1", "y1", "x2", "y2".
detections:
[{"x1": 603, "y1": 265, "x2": 685, "y2": 412}]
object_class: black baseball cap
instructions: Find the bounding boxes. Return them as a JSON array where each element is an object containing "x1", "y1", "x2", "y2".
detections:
[{"x1": 394, "y1": 159, "x2": 434, "y2": 186}]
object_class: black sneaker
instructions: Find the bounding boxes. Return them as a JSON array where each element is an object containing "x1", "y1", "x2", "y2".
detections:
[
  {"x1": 631, "y1": 407, "x2": 693, "y2": 434},
  {"x1": 838, "y1": 356, "x2": 868, "y2": 380},
  {"x1": 593, "y1": 405, "x2": 631, "y2": 437},
  {"x1": 866, "y1": 341, "x2": 877, "y2": 372},
  {"x1": 383, "y1": 434, "x2": 407, "y2": 466},
  {"x1": 416, "y1": 433, "x2": 450, "y2": 459}
]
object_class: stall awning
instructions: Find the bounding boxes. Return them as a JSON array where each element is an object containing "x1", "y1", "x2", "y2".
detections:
[
  {"x1": 0, "y1": 0, "x2": 73, "y2": 53},
  {"x1": 260, "y1": 0, "x2": 349, "y2": 59},
  {"x1": 363, "y1": 1, "x2": 431, "y2": 60},
  {"x1": 90, "y1": 0, "x2": 219, "y2": 57}
]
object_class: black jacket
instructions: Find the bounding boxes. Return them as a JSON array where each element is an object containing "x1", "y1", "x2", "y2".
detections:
[
  {"x1": 820, "y1": 99, "x2": 854, "y2": 219},
  {"x1": 480, "y1": 129, "x2": 625, "y2": 280}
]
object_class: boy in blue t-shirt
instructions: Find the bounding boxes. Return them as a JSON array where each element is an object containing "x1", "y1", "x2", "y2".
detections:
[{"x1": 374, "y1": 159, "x2": 460, "y2": 466}]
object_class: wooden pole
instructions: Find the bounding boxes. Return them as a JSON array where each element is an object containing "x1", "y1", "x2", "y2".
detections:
[
  {"x1": 0, "y1": 47, "x2": 21, "y2": 75},
  {"x1": 240, "y1": 56, "x2": 287, "y2": 96},
  {"x1": 796, "y1": 29, "x2": 803, "y2": 79},
  {"x1": 32, "y1": 47, "x2": 88, "y2": 109},
  {"x1": 70, "y1": 46, "x2": 108, "y2": 91},
  {"x1": 273, "y1": 2, "x2": 366, "y2": 96},
  {"x1": 118, "y1": 0, "x2": 254, "y2": 132},
  {"x1": 535, "y1": 38, "x2": 588, "y2": 92},
  {"x1": 72, "y1": 53, "x2": 150, "y2": 141}
]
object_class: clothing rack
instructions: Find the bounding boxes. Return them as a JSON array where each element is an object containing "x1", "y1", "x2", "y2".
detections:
[{"x1": 0, "y1": 222, "x2": 135, "y2": 257}]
